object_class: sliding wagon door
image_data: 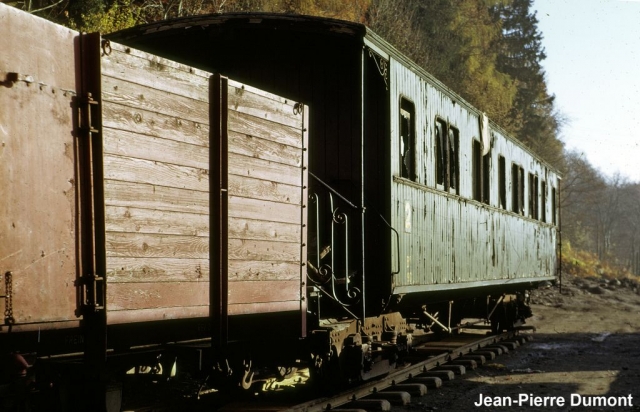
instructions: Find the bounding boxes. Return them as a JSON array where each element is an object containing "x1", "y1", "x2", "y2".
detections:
[
  {"x1": 100, "y1": 42, "x2": 212, "y2": 325},
  {"x1": 212, "y1": 76, "x2": 308, "y2": 338}
]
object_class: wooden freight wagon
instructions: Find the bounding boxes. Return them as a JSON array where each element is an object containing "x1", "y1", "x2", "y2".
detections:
[{"x1": 0, "y1": 1, "x2": 307, "y2": 372}]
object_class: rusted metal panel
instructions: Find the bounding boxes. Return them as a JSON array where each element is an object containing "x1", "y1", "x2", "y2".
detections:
[
  {"x1": 389, "y1": 58, "x2": 559, "y2": 295},
  {"x1": 0, "y1": 5, "x2": 79, "y2": 331},
  {"x1": 225, "y1": 80, "x2": 308, "y2": 316},
  {"x1": 100, "y1": 41, "x2": 212, "y2": 324}
]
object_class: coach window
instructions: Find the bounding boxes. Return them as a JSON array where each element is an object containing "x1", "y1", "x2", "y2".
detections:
[
  {"x1": 448, "y1": 127, "x2": 459, "y2": 193},
  {"x1": 552, "y1": 186, "x2": 557, "y2": 225},
  {"x1": 541, "y1": 180, "x2": 547, "y2": 222},
  {"x1": 435, "y1": 118, "x2": 459, "y2": 193},
  {"x1": 511, "y1": 163, "x2": 524, "y2": 215},
  {"x1": 435, "y1": 120, "x2": 445, "y2": 186},
  {"x1": 400, "y1": 99, "x2": 416, "y2": 181},
  {"x1": 472, "y1": 140, "x2": 482, "y2": 201},
  {"x1": 483, "y1": 150, "x2": 491, "y2": 205},
  {"x1": 528, "y1": 173, "x2": 539, "y2": 220},
  {"x1": 472, "y1": 139, "x2": 489, "y2": 203},
  {"x1": 498, "y1": 155, "x2": 506, "y2": 209},
  {"x1": 519, "y1": 166, "x2": 525, "y2": 215}
]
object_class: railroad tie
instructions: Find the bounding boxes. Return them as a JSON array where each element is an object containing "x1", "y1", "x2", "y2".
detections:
[
  {"x1": 485, "y1": 344, "x2": 510, "y2": 353},
  {"x1": 436, "y1": 364, "x2": 466, "y2": 375},
  {"x1": 459, "y1": 354, "x2": 487, "y2": 365},
  {"x1": 409, "y1": 376, "x2": 443, "y2": 388},
  {"x1": 474, "y1": 350, "x2": 497, "y2": 360},
  {"x1": 499, "y1": 340, "x2": 519, "y2": 350},
  {"x1": 330, "y1": 409, "x2": 368, "y2": 412},
  {"x1": 421, "y1": 369, "x2": 455, "y2": 381},
  {"x1": 366, "y1": 390, "x2": 412, "y2": 406},
  {"x1": 383, "y1": 383, "x2": 428, "y2": 397},
  {"x1": 344, "y1": 398, "x2": 392, "y2": 411}
]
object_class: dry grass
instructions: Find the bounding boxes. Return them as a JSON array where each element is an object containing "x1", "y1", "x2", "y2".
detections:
[{"x1": 561, "y1": 242, "x2": 640, "y2": 281}]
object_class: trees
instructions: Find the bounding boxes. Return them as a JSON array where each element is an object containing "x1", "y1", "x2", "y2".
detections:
[
  {"x1": 367, "y1": 0, "x2": 519, "y2": 132},
  {"x1": 492, "y1": 0, "x2": 564, "y2": 167}
]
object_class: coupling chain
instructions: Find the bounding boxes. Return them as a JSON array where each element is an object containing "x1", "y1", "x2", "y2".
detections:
[{"x1": 4, "y1": 271, "x2": 14, "y2": 325}]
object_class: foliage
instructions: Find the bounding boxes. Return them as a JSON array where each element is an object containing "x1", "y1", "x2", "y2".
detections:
[
  {"x1": 367, "y1": 0, "x2": 519, "y2": 132},
  {"x1": 492, "y1": 0, "x2": 564, "y2": 167},
  {"x1": 561, "y1": 241, "x2": 635, "y2": 281},
  {"x1": 67, "y1": 0, "x2": 142, "y2": 33}
]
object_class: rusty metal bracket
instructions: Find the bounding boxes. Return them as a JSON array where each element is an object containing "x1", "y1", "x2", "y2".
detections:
[
  {"x1": 1, "y1": 271, "x2": 15, "y2": 325},
  {"x1": 101, "y1": 39, "x2": 112, "y2": 56},
  {"x1": 81, "y1": 273, "x2": 105, "y2": 313},
  {"x1": 78, "y1": 93, "x2": 100, "y2": 135}
]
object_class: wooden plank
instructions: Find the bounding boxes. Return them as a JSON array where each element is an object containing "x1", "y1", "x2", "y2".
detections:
[
  {"x1": 228, "y1": 152, "x2": 302, "y2": 187},
  {"x1": 105, "y1": 206, "x2": 209, "y2": 237},
  {"x1": 228, "y1": 174, "x2": 301, "y2": 205},
  {"x1": 229, "y1": 78, "x2": 296, "y2": 108},
  {"x1": 229, "y1": 217, "x2": 300, "y2": 243},
  {"x1": 107, "y1": 282, "x2": 208, "y2": 311},
  {"x1": 106, "y1": 232, "x2": 209, "y2": 259},
  {"x1": 228, "y1": 261, "x2": 301, "y2": 282},
  {"x1": 228, "y1": 238, "x2": 300, "y2": 262},
  {"x1": 103, "y1": 128, "x2": 208, "y2": 169},
  {"x1": 102, "y1": 42, "x2": 210, "y2": 101},
  {"x1": 227, "y1": 280, "x2": 300, "y2": 304},
  {"x1": 228, "y1": 110, "x2": 302, "y2": 148},
  {"x1": 104, "y1": 180, "x2": 209, "y2": 214},
  {"x1": 107, "y1": 257, "x2": 209, "y2": 283},
  {"x1": 228, "y1": 84, "x2": 303, "y2": 129},
  {"x1": 104, "y1": 154, "x2": 209, "y2": 192},
  {"x1": 102, "y1": 75, "x2": 208, "y2": 124},
  {"x1": 107, "y1": 306, "x2": 209, "y2": 325},
  {"x1": 228, "y1": 196, "x2": 301, "y2": 225},
  {"x1": 228, "y1": 301, "x2": 300, "y2": 316},
  {"x1": 103, "y1": 101, "x2": 209, "y2": 147},
  {"x1": 228, "y1": 130, "x2": 302, "y2": 167}
]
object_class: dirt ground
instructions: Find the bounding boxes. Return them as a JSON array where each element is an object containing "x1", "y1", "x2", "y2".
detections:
[{"x1": 392, "y1": 274, "x2": 640, "y2": 412}]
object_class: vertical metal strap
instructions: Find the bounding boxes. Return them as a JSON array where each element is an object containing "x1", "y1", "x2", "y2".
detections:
[
  {"x1": 210, "y1": 73, "x2": 229, "y2": 356},
  {"x1": 78, "y1": 30, "x2": 107, "y2": 411},
  {"x1": 3, "y1": 272, "x2": 14, "y2": 325},
  {"x1": 300, "y1": 104, "x2": 309, "y2": 338}
]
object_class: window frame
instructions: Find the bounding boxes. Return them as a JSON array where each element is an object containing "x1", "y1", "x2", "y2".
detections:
[
  {"x1": 435, "y1": 117, "x2": 459, "y2": 194},
  {"x1": 498, "y1": 155, "x2": 506, "y2": 209},
  {"x1": 399, "y1": 98, "x2": 416, "y2": 181}
]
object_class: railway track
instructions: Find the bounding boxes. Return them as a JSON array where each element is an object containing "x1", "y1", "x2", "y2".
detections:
[{"x1": 212, "y1": 328, "x2": 531, "y2": 412}]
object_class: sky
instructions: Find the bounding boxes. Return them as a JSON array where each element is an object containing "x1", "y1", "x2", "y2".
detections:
[{"x1": 533, "y1": 0, "x2": 640, "y2": 182}]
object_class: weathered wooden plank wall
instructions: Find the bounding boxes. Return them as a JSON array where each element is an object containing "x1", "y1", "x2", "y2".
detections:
[
  {"x1": 225, "y1": 81, "x2": 307, "y2": 315},
  {"x1": 101, "y1": 42, "x2": 307, "y2": 322},
  {"x1": 101, "y1": 42, "x2": 212, "y2": 324}
]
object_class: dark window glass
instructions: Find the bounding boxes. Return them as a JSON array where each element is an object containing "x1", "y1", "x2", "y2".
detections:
[
  {"x1": 483, "y1": 153, "x2": 491, "y2": 205},
  {"x1": 400, "y1": 99, "x2": 416, "y2": 181},
  {"x1": 473, "y1": 140, "x2": 482, "y2": 201},
  {"x1": 435, "y1": 120, "x2": 445, "y2": 186},
  {"x1": 541, "y1": 180, "x2": 547, "y2": 222}
]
